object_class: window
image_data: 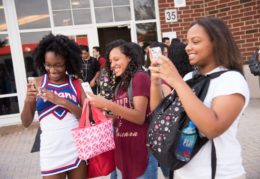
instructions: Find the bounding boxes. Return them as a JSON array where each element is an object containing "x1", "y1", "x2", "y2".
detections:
[
  {"x1": 0, "y1": 0, "x2": 19, "y2": 115},
  {"x1": 0, "y1": 2, "x2": 6, "y2": 32},
  {"x1": 134, "y1": 0, "x2": 157, "y2": 44},
  {"x1": 51, "y1": 0, "x2": 92, "y2": 26},
  {"x1": 136, "y1": 22, "x2": 157, "y2": 44},
  {"x1": 94, "y1": 0, "x2": 130, "y2": 23},
  {"x1": 14, "y1": 0, "x2": 51, "y2": 29},
  {"x1": 134, "y1": 0, "x2": 155, "y2": 20},
  {"x1": 0, "y1": 35, "x2": 17, "y2": 95}
]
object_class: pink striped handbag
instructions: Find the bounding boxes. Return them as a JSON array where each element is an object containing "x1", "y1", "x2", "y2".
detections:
[{"x1": 71, "y1": 98, "x2": 115, "y2": 160}]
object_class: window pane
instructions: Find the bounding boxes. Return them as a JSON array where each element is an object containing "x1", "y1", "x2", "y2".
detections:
[
  {"x1": 134, "y1": 0, "x2": 155, "y2": 20},
  {"x1": 73, "y1": 9, "x2": 92, "y2": 25},
  {"x1": 14, "y1": 0, "x2": 51, "y2": 29},
  {"x1": 20, "y1": 31, "x2": 51, "y2": 78},
  {"x1": 0, "y1": 34, "x2": 8, "y2": 45},
  {"x1": 136, "y1": 22, "x2": 157, "y2": 43},
  {"x1": 94, "y1": 0, "x2": 111, "y2": 7},
  {"x1": 95, "y1": 8, "x2": 113, "y2": 23},
  {"x1": 53, "y1": 10, "x2": 72, "y2": 26},
  {"x1": 0, "y1": 35, "x2": 17, "y2": 94},
  {"x1": 0, "y1": 96, "x2": 19, "y2": 115},
  {"x1": 51, "y1": 0, "x2": 70, "y2": 10},
  {"x1": 114, "y1": 7, "x2": 131, "y2": 21},
  {"x1": 0, "y1": 0, "x2": 6, "y2": 32},
  {"x1": 72, "y1": 0, "x2": 90, "y2": 8},
  {"x1": 113, "y1": 0, "x2": 129, "y2": 6},
  {"x1": 20, "y1": 31, "x2": 50, "y2": 44}
]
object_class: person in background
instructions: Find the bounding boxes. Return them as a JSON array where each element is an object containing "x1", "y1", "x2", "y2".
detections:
[
  {"x1": 142, "y1": 41, "x2": 151, "y2": 69},
  {"x1": 93, "y1": 46, "x2": 106, "y2": 69},
  {"x1": 88, "y1": 40, "x2": 158, "y2": 179},
  {"x1": 150, "y1": 41, "x2": 169, "y2": 57},
  {"x1": 129, "y1": 42, "x2": 146, "y2": 71},
  {"x1": 93, "y1": 46, "x2": 108, "y2": 95},
  {"x1": 99, "y1": 39, "x2": 126, "y2": 100},
  {"x1": 21, "y1": 33, "x2": 86, "y2": 179},
  {"x1": 170, "y1": 38, "x2": 181, "y2": 46},
  {"x1": 162, "y1": 37, "x2": 171, "y2": 47},
  {"x1": 149, "y1": 17, "x2": 249, "y2": 179},
  {"x1": 0, "y1": 63, "x2": 12, "y2": 114},
  {"x1": 258, "y1": 49, "x2": 260, "y2": 85},
  {"x1": 80, "y1": 45, "x2": 100, "y2": 94},
  {"x1": 168, "y1": 41, "x2": 193, "y2": 78},
  {"x1": 249, "y1": 48, "x2": 260, "y2": 86}
]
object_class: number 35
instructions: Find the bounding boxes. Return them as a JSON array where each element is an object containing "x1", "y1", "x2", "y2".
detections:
[{"x1": 165, "y1": 9, "x2": 177, "y2": 22}]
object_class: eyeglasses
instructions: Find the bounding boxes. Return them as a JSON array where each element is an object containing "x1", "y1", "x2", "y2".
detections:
[{"x1": 44, "y1": 63, "x2": 65, "y2": 70}]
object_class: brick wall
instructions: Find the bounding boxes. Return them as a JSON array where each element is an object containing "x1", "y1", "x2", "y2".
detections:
[{"x1": 159, "y1": 0, "x2": 260, "y2": 61}]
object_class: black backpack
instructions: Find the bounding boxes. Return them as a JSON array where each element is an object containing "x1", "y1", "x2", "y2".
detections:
[{"x1": 147, "y1": 71, "x2": 229, "y2": 179}]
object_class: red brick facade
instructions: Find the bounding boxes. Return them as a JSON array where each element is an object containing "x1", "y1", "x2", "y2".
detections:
[{"x1": 159, "y1": 0, "x2": 260, "y2": 61}]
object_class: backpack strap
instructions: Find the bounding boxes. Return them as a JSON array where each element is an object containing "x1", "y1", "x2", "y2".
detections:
[
  {"x1": 200, "y1": 70, "x2": 229, "y2": 101},
  {"x1": 128, "y1": 79, "x2": 133, "y2": 108},
  {"x1": 114, "y1": 69, "x2": 146, "y2": 109},
  {"x1": 114, "y1": 78, "x2": 133, "y2": 108},
  {"x1": 207, "y1": 70, "x2": 229, "y2": 78},
  {"x1": 211, "y1": 140, "x2": 216, "y2": 179}
]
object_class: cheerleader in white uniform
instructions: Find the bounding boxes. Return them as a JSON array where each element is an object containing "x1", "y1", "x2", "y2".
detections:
[{"x1": 21, "y1": 34, "x2": 86, "y2": 179}]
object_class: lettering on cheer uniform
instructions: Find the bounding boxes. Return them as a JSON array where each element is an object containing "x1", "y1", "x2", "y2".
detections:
[{"x1": 50, "y1": 90, "x2": 77, "y2": 103}]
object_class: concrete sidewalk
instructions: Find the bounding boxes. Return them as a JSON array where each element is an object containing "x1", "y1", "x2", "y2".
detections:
[{"x1": 0, "y1": 99, "x2": 259, "y2": 179}]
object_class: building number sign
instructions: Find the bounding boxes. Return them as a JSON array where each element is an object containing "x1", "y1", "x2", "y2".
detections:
[{"x1": 165, "y1": 9, "x2": 177, "y2": 23}]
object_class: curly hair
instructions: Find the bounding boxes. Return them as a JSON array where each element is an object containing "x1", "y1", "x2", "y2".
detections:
[
  {"x1": 105, "y1": 40, "x2": 143, "y2": 91},
  {"x1": 33, "y1": 33, "x2": 82, "y2": 77}
]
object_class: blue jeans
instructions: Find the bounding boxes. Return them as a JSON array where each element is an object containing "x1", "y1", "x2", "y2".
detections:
[
  {"x1": 110, "y1": 170, "x2": 117, "y2": 179},
  {"x1": 110, "y1": 153, "x2": 158, "y2": 179},
  {"x1": 160, "y1": 164, "x2": 170, "y2": 178}
]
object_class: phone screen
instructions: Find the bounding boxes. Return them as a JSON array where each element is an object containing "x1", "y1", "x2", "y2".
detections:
[
  {"x1": 81, "y1": 82, "x2": 93, "y2": 94},
  {"x1": 28, "y1": 77, "x2": 37, "y2": 90},
  {"x1": 151, "y1": 47, "x2": 162, "y2": 60}
]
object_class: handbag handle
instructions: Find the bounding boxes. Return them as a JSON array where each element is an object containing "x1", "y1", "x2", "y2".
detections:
[
  {"x1": 79, "y1": 97, "x2": 90, "y2": 128},
  {"x1": 79, "y1": 97, "x2": 109, "y2": 128},
  {"x1": 91, "y1": 106, "x2": 109, "y2": 123}
]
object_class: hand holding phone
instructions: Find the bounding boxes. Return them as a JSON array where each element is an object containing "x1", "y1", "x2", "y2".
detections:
[
  {"x1": 150, "y1": 47, "x2": 162, "y2": 60},
  {"x1": 28, "y1": 77, "x2": 37, "y2": 90},
  {"x1": 81, "y1": 82, "x2": 93, "y2": 93},
  {"x1": 81, "y1": 82, "x2": 93, "y2": 99},
  {"x1": 25, "y1": 77, "x2": 38, "y2": 102}
]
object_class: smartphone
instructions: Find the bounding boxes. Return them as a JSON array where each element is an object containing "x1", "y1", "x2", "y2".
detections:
[
  {"x1": 151, "y1": 47, "x2": 162, "y2": 60},
  {"x1": 81, "y1": 82, "x2": 93, "y2": 97},
  {"x1": 27, "y1": 77, "x2": 37, "y2": 90}
]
